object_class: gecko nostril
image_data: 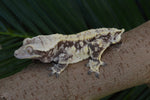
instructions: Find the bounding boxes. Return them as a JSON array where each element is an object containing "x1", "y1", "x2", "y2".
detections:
[
  {"x1": 14, "y1": 51, "x2": 18, "y2": 57},
  {"x1": 14, "y1": 53, "x2": 17, "y2": 56}
]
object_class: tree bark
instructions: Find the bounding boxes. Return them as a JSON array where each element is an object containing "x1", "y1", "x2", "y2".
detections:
[{"x1": 0, "y1": 21, "x2": 150, "y2": 100}]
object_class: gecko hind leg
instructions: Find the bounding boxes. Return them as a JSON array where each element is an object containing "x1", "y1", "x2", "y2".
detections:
[
  {"x1": 87, "y1": 41, "x2": 107, "y2": 78},
  {"x1": 49, "y1": 63, "x2": 68, "y2": 78}
]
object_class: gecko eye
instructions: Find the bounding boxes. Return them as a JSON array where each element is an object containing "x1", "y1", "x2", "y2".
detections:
[{"x1": 26, "y1": 46, "x2": 33, "y2": 54}]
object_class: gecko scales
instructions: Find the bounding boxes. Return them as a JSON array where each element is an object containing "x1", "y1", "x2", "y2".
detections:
[{"x1": 14, "y1": 28, "x2": 125, "y2": 78}]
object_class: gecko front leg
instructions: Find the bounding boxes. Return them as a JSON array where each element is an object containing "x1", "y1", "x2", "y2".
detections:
[
  {"x1": 49, "y1": 63, "x2": 68, "y2": 77},
  {"x1": 49, "y1": 51, "x2": 72, "y2": 77},
  {"x1": 87, "y1": 41, "x2": 108, "y2": 78}
]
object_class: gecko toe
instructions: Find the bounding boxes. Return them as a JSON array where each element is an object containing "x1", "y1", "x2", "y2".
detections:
[
  {"x1": 55, "y1": 73, "x2": 60, "y2": 78},
  {"x1": 47, "y1": 67, "x2": 52, "y2": 71},
  {"x1": 95, "y1": 72, "x2": 100, "y2": 79},
  {"x1": 85, "y1": 63, "x2": 89, "y2": 67},
  {"x1": 101, "y1": 62, "x2": 107, "y2": 67},
  {"x1": 87, "y1": 70, "x2": 92, "y2": 75},
  {"x1": 48, "y1": 72, "x2": 54, "y2": 77}
]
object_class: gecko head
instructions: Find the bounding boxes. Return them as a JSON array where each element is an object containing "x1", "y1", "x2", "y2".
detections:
[
  {"x1": 110, "y1": 28, "x2": 125, "y2": 44},
  {"x1": 14, "y1": 44, "x2": 42, "y2": 59},
  {"x1": 14, "y1": 38, "x2": 44, "y2": 59}
]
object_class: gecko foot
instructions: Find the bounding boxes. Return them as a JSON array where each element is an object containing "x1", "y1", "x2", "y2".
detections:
[
  {"x1": 48, "y1": 64, "x2": 67, "y2": 78},
  {"x1": 87, "y1": 69, "x2": 100, "y2": 78},
  {"x1": 48, "y1": 72, "x2": 60, "y2": 78},
  {"x1": 87, "y1": 59, "x2": 101, "y2": 78},
  {"x1": 87, "y1": 70, "x2": 92, "y2": 75}
]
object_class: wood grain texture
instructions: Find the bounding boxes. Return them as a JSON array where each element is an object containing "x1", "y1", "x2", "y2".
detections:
[{"x1": 0, "y1": 21, "x2": 150, "y2": 100}]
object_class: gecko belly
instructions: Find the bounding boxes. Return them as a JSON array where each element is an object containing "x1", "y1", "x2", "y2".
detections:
[
  {"x1": 64, "y1": 45, "x2": 89, "y2": 64},
  {"x1": 69, "y1": 53, "x2": 89, "y2": 64}
]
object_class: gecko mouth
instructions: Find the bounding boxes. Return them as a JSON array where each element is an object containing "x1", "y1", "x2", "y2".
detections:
[
  {"x1": 14, "y1": 50, "x2": 41, "y2": 59},
  {"x1": 14, "y1": 54, "x2": 41, "y2": 59}
]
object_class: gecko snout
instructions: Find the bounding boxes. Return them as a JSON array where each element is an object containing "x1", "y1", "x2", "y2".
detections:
[
  {"x1": 14, "y1": 50, "x2": 18, "y2": 57},
  {"x1": 14, "y1": 50, "x2": 23, "y2": 59}
]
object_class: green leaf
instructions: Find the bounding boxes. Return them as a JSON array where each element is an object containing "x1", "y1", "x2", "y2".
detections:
[
  {"x1": 123, "y1": 85, "x2": 147, "y2": 100},
  {"x1": 0, "y1": 21, "x2": 7, "y2": 31},
  {"x1": 138, "y1": 0, "x2": 150, "y2": 20},
  {"x1": 0, "y1": 2, "x2": 25, "y2": 33}
]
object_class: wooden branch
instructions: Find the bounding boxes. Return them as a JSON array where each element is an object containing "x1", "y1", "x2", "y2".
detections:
[{"x1": 1, "y1": 21, "x2": 150, "y2": 100}]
